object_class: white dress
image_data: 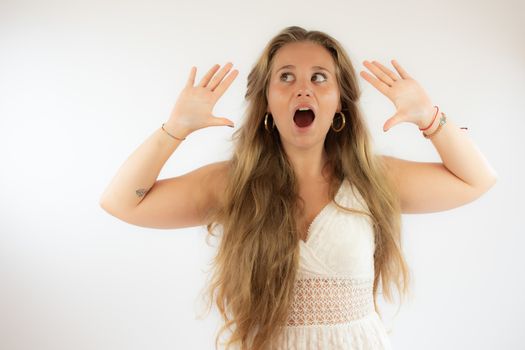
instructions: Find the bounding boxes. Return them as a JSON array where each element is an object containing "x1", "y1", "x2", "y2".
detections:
[{"x1": 272, "y1": 178, "x2": 393, "y2": 350}]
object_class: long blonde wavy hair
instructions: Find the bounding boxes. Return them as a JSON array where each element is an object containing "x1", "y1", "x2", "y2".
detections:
[{"x1": 197, "y1": 26, "x2": 410, "y2": 350}]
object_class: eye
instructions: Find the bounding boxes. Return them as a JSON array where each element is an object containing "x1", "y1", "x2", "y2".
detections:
[
  {"x1": 312, "y1": 72, "x2": 327, "y2": 82},
  {"x1": 279, "y1": 72, "x2": 327, "y2": 83},
  {"x1": 279, "y1": 72, "x2": 293, "y2": 82}
]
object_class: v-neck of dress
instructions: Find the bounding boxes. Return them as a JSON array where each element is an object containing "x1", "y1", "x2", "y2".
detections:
[{"x1": 300, "y1": 179, "x2": 346, "y2": 245}]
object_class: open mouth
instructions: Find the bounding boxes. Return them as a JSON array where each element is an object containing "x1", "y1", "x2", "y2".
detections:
[{"x1": 293, "y1": 109, "x2": 316, "y2": 128}]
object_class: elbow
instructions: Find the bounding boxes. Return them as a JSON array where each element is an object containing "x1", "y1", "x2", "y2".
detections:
[
  {"x1": 99, "y1": 199, "x2": 113, "y2": 214},
  {"x1": 99, "y1": 189, "x2": 111, "y2": 208},
  {"x1": 99, "y1": 192, "x2": 120, "y2": 211},
  {"x1": 472, "y1": 167, "x2": 498, "y2": 191},
  {"x1": 479, "y1": 175, "x2": 498, "y2": 193},
  {"x1": 486, "y1": 170, "x2": 498, "y2": 187},
  {"x1": 489, "y1": 175, "x2": 498, "y2": 189},
  {"x1": 99, "y1": 194, "x2": 117, "y2": 213},
  {"x1": 99, "y1": 195, "x2": 110, "y2": 209},
  {"x1": 486, "y1": 167, "x2": 499, "y2": 188}
]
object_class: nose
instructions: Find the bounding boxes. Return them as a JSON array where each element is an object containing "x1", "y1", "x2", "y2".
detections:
[
  {"x1": 296, "y1": 88, "x2": 312, "y2": 97},
  {"x1": 295, "y1": 73, "x2": 314, "y2": 98}
]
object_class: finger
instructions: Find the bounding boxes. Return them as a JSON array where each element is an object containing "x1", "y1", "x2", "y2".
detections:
[
  {"x1": 197, "y1": 64, "x2": 221, "y2": 87},
  {"x1": 208, "y1": 62, "x2": 234, "y2": 91},
  {"x1": 363, "y1": 60, "x2": 395, "y2": 86},
  {"x1": 186, "y1": 66, "x2": 197, "y2": 88},
  {"x1": 208, "y1": 116, "x2": 235, "y2": 128},
  {"x1": 212, "y1": 69, "x2": 239, "y2": 98},
  {"x1": 391, "y1": 59, "x2": 411, "y2": 79},
  {"x1": 384, "y1": 112, "x2": 403, "y2": 132},
  {"x1": 371, "y1": 60, "x2": 399, "y2": 82},
  {"x1": 359, "y1": 70, "x2": 390, "y2": 96}
]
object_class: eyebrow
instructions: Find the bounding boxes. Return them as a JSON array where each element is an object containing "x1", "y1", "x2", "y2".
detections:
[{"x1": 275, "y1": 65, "x2": 331, "y2": 74}]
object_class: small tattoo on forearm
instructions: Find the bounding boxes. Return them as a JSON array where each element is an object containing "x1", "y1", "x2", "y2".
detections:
[{"x1": 136, "y1": 188, "x2": 149, "y2": 198}]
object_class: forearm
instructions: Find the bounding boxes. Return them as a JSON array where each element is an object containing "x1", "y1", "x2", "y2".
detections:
[
  {"x1": 99, "y1": 123, "x2": 190, "y2": 210},
  {"x1": 420, "y1": 109, "x2": 498, "y2": 189}
]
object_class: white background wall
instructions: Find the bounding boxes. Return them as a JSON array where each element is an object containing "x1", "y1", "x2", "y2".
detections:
[{"x1": 1, "y1": 0, "x2": 523, "y2": 349}]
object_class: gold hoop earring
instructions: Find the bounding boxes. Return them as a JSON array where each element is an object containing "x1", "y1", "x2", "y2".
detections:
[
  {"x1": 331, "y1": 112, "x2": 346, "y2": 132},
  {"x1": 264, "y1": 113, "x2": 275, "y2": 132}
]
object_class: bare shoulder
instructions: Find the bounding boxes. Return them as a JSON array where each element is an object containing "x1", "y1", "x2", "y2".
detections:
[{"x1": 202, "y1": 159, "x2": 231, "y2": 208}]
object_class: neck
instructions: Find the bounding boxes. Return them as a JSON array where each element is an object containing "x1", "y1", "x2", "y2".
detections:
[{"x1": 283, "y1": 143, "x2": 330, "y2": 182}]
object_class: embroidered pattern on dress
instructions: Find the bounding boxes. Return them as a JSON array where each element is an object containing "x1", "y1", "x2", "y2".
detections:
[{"x1": 286, "y1": 274, "x2": 374, "y2": 326}]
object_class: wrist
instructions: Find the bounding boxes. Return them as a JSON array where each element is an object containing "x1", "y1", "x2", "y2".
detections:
[
  {"x1": 422, "y1": 114, "x2": 441, "y2": 136},
  {"x1": 161, "y1": 123, "x2": 191, "y2": 142},
  {"x1": 163, "y1": 121, "x2": 192, "y2": 139},
  {"x1": 417, "y1": 105, "x2": 438, "y2": 130},
  {"x1": 422, "y1": 112, "x2": 447, "y2": 139}
]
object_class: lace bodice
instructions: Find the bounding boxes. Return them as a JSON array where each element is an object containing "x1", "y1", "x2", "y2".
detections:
[
  {"x1": 273, "y1": 179, "x2": 392, "y2": 349},
  {"x1": 286, "y1": 273, "x2": 374, "y2": 326}
]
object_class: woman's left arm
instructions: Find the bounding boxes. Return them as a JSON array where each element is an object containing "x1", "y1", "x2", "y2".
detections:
[
  {"x1": 415, "y1": 106, "x2": 498, "y2": 189},
  {"x1": 360, "y1": 59, "x2": 498, "y2": 214}
]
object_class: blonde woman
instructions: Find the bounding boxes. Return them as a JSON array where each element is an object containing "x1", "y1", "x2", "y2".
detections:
[{"x1": 99, "y1": 26, "x2": 498, "y2": 350}]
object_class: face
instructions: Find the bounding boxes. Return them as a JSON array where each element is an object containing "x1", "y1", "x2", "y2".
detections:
[{"x1": 267, "y1": 41, "x2": 341, "y2": 149}]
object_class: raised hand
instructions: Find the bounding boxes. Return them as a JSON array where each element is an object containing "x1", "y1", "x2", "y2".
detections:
[
  {"x1": 359, "y1": 59, "x2": 435, "y2": 132},
  {"x1": 166, "y1": 62, "x2": 239, "y2": 135}
]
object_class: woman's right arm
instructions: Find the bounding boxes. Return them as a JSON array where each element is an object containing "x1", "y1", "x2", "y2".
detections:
[{"x1": 99, "y1": 62, "x2": 238, "y2": 229}]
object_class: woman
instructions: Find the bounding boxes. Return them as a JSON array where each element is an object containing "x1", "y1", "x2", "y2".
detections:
[{"x1": 100, "y1": 26, "x2": 498, "y2": 349}]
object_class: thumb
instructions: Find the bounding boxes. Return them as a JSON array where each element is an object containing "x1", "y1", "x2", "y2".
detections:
[
  {"x1": 383, "y1": 113, "x2": 402, "y2": 132},
  {"x1": 209, "y1": 116, "x2": 235, "y2": 128}
]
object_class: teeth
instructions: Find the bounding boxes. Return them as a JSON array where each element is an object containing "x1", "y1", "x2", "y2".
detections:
[{"x1": 298, "y1": 107, "x2": 311, "y2": 111}]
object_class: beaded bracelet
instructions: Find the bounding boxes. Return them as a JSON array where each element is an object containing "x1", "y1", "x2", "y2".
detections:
[
  {"x1": 422, "y1": 112, "x2": 447, "y2": 139},
  {"x1": 419, "y1": 105, "x2": 468, "y2": 139}
]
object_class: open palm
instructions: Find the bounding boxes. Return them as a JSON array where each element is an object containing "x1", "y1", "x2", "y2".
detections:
[
  {"x1": 360, "y1": 59, "x2": 435, "y2": 132},
  {"x1": 168, "y1": 62, "x2": 238, "y2": 133}
]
